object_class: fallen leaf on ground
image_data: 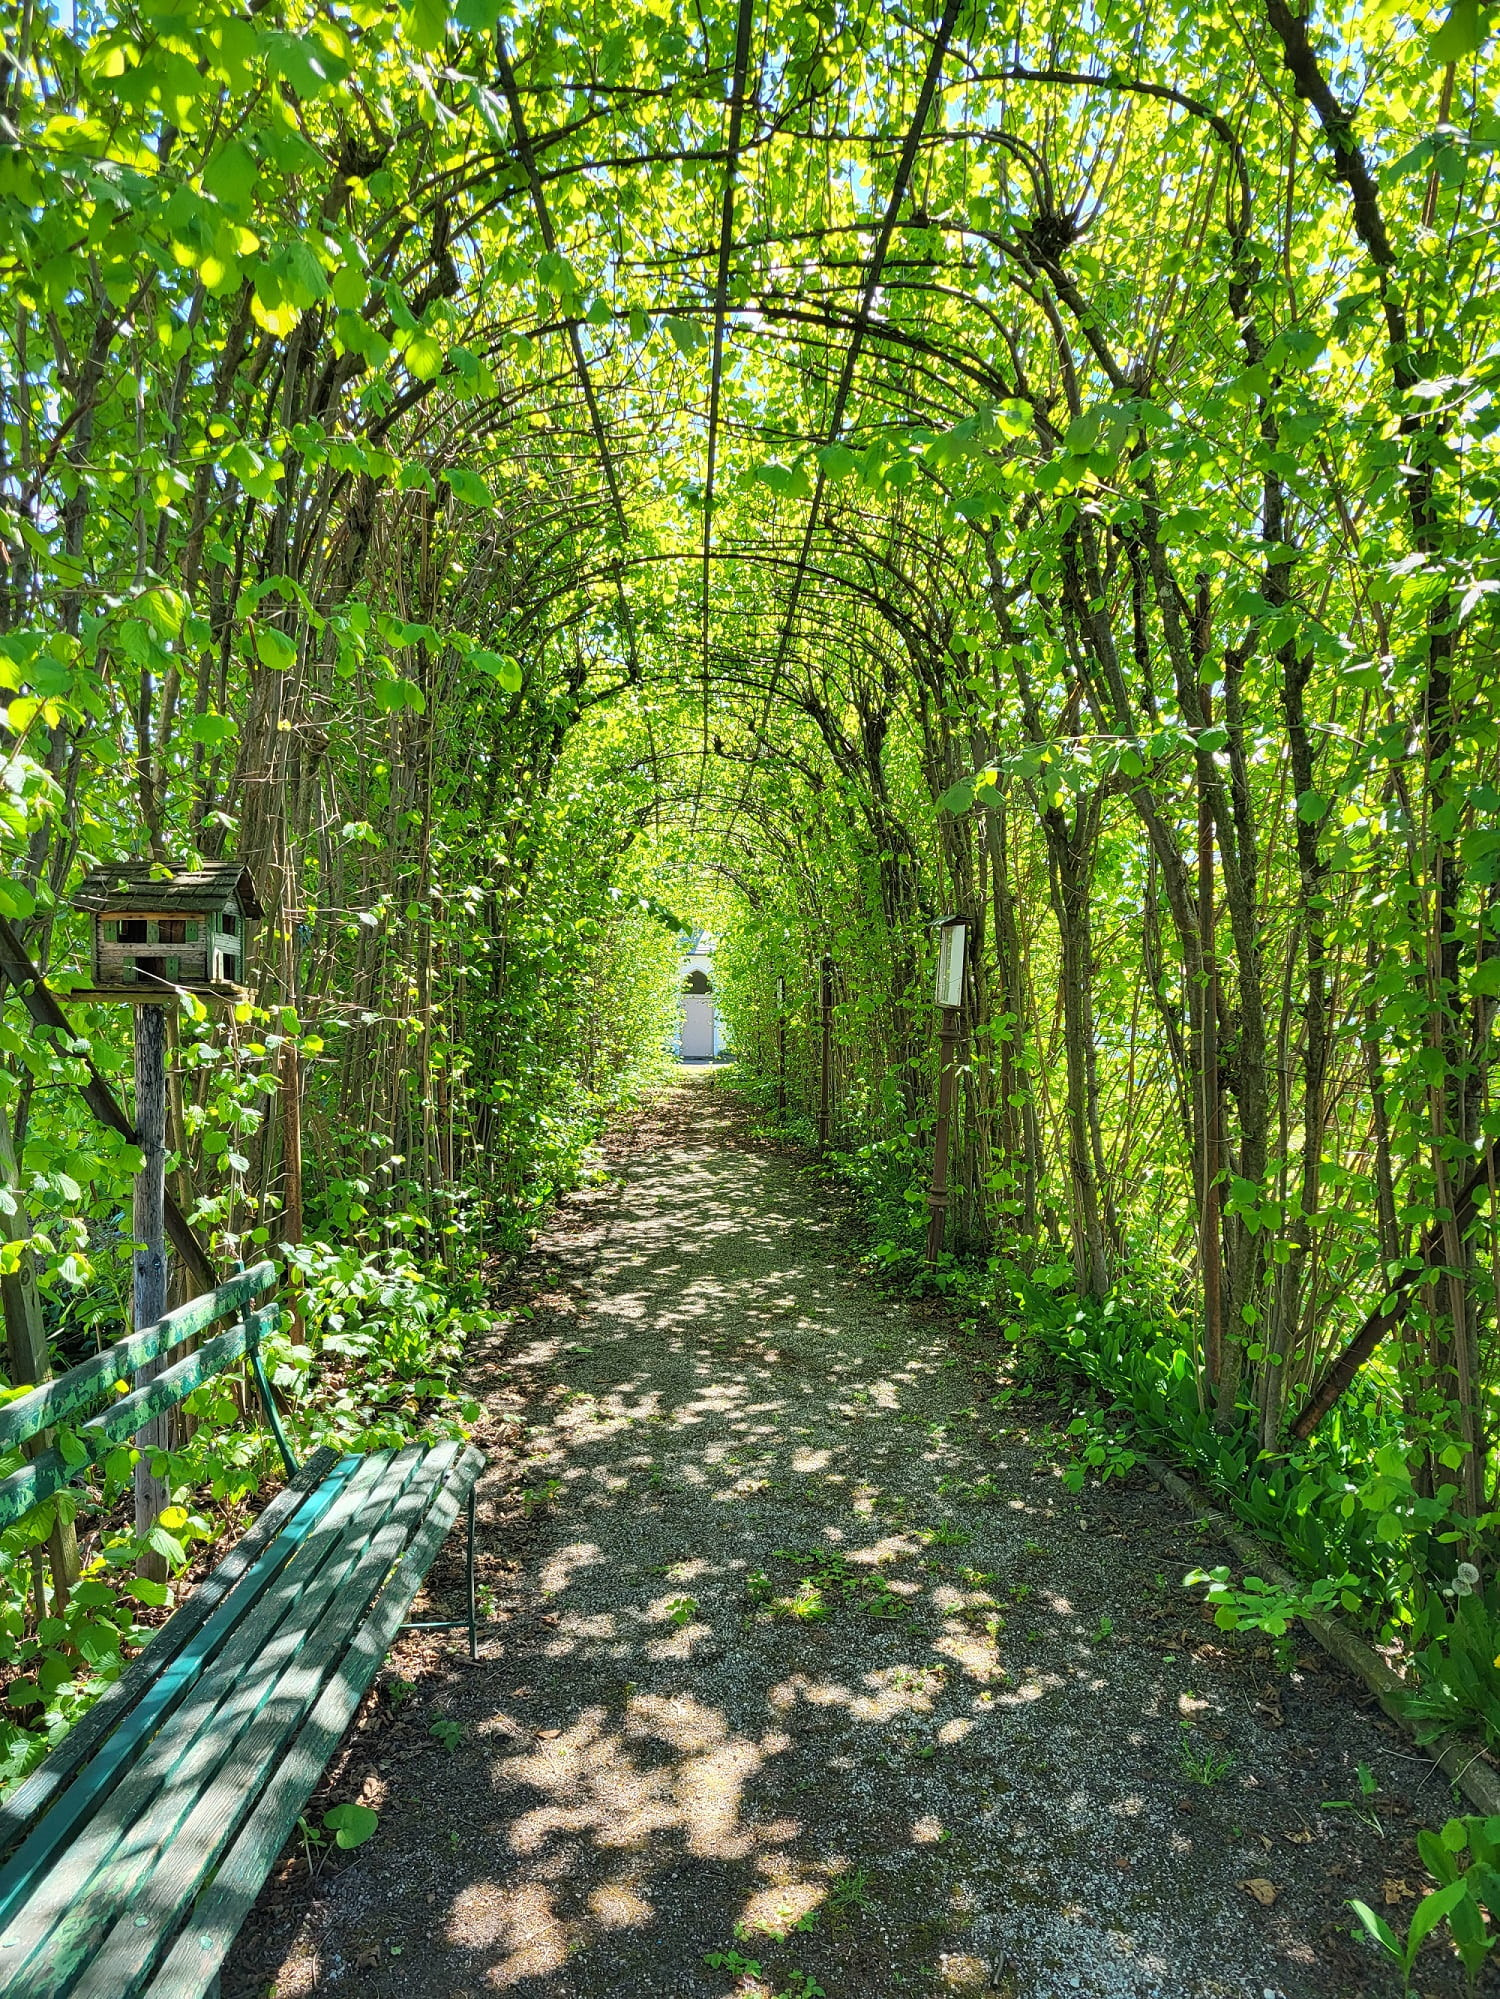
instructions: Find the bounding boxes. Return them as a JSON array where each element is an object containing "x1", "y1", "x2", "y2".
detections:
[
  {"x1": 1241, "y1": 1878, "x2": 1279, "y2": 1906},
  {"x1": 1285, "y1": 1827, "x2": 1315, "y2": 1844}
]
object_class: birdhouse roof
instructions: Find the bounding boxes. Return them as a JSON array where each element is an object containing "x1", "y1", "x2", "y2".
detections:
[{"x1": 72, "y1": 862, "x2": 264, "y2": 919}]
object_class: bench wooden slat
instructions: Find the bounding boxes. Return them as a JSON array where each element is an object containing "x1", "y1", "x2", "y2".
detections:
[
  {"x1": 0, "y1": 1243, "x2": 487, "y2": 1999},
  {"x1": 84, "y1": 1444, "x2": 481, "y2": 1999},
  {"x1": 0, "y1": 1451, "x2": 356, "y2": 1925},
  {"x1": 0, "y1": 1264, "x2": 276, "y2": 1452},
  {"x1": 145, "y1": 1443, "x2": 484, "y2": 1999},
  {"x1": 0, "y1": 1450, "x2": 418, "y2": 1994},
  {"x1": 0, "y1": 1446, "x2": 341, "y2": 1867},
  {"x1": 0, "y1": 1309, "x2": 277, "y2": 1533},
  {"x1": 2, "y1": 1450, "x2": 408, "y2": 1990}
]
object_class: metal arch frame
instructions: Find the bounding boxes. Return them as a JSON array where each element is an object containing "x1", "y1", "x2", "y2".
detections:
[
  {"x1": 494, "y1": 29, "x2": 641, "y2": 686},
  {"x1": 694, "y1": 0, "x2": 759, "y2": 823},
  {"x1": 487, "y1": 3, "x2": 975, "y2": 803},
  {"x1": 456, "y1": 12, "x2": 1204, "y2": 817},
  {"x1": 724, "y1": 0, "x2": 968, "y2": 835}
]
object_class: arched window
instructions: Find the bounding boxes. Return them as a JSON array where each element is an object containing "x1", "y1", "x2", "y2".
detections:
[{"x1": 684, "y1": 968, "x2": 712, "y2": 994}]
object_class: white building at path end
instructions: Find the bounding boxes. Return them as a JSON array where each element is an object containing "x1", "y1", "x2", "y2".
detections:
[{"x1": 677, "y1": 929, "x2": 727, "y2": 1061}]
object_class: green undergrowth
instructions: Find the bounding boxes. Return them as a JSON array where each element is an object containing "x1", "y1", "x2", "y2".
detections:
[
  {"x1": 0, "y1": 1237, "x2": 488, "y2": 1795},
  {"x1": 717, "y1": 1071, "x2": 1500, "y2": 1763},
  {"x1": 0, "y1": 1041, "x2": 652, "y2": 1795}
]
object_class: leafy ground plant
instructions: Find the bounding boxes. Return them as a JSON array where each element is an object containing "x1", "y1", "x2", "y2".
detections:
[
  {"x1": 1061, "y1": 1409, "x2": 1138, "y2": 1492},
  {"x1": 824, "y1": 1867, "x2": 874, "y2": 1923},
  {"x1": 1184, "y1": 1565, "x2": 1361, "y2": 1636},
  {"x1": 1351, "y1": 1813, "x2": 1500, "y2": 1993},
  {"x1": 1177, "y1": 1721, "x2": 1235, "y2": 1786},
  {"x1": 760, "y1": 1548, "x2": 867, "y2": 1622},
  {"x1": 297, "y1": 1803, "x2": 379, "y2": 1877},
  {"x1": 704, "y1": 1948, "x2": 764, "y2": 1978},
  {"x1": 1399, "y1": 1580, "x2": 1500, "y2": 1757},
  {"x1": 702, "y1": 1953, "x2": 825, "y2": 1999}
]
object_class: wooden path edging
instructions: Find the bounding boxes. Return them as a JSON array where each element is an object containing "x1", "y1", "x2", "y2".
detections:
[{"x1": 1141, "y1": 1453, "x2": 1500, "y2": 1819}]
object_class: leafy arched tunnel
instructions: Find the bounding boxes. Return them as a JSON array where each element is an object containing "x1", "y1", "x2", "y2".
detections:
[{"x1": 5, "y1": 0, "x2": 1499, "y2": 1992}]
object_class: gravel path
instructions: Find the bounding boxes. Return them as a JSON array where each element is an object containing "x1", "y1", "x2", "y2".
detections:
[{"x1": 231, "y1": 1073, "x2": 1463, "y2": 1999}]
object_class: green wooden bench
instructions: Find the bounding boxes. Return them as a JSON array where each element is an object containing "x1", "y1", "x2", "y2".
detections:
[{"x1": 0, "y1": 1259, "x2": 484, "y2": 1997}]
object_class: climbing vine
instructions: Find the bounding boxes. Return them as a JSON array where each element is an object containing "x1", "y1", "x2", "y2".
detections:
[{"x1": 4, "y1": 0, "x2": 1500, "y2": 1769}]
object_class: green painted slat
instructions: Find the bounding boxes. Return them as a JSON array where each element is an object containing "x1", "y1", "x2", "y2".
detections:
[
  {"x1": 0, "y1": 1451, "x2": 415, "y2": 1996},
  {"x1": 0, "y1": 1265, "x2": 275, "y2": 1452},
  {"x1": 0, "y1": 1452, "x2": 404, "y2": 1992},
  {"x1": 0, "y1": 1309, "x2": 275, "y2": 1533},
  {"x1": 0, "y1": 1447, "x2": 341, "y2": 1866},
  {"x1": 0, "y1": 1455, "x2": 360, "y2": 1931},
  {"x1": 145, "y1": 1445, "x2": 485, "y2": 1999},
  {"x1": 88, "y1": 1455, "x2": 484, "y2": 1999},
  {"x1": 63, "y1": 1446, "x2": 450, "y2": 1999}
]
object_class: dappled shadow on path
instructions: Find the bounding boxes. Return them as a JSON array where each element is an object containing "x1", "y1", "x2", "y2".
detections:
[{"x1": 230, "y1": 1076, "x2": 1450, "y2": 1999}]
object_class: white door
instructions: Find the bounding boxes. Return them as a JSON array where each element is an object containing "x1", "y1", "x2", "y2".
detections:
[{"x1": 682, "y1": 996, "x2": 715, "y2": 1059}]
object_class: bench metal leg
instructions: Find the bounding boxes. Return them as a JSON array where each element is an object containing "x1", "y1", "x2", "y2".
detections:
[
  {"x1": 401, "y1": 1484, "x2": 480, "y2": 1660},
  {"x1": 466, "y1": 1483, "x2": 478, "y2": 1661}
]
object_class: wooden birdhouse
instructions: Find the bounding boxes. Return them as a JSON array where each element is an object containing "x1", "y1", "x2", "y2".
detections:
[{"x1": 72, "y1": 861, "x2": 263, "y2": 999}]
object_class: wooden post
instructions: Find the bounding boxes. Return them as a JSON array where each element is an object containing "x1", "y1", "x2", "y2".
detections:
[
  {"x1": 133, "y1": 1003, "x2": 170, "y2": 1583},
  {"x1": 925, "y1": 1004, "x2": 962, "y2": 1265},
  {"x1": 279, "y1": 913, "x2": 305, "y2": 1340},
  {"x1": 1198, "y1": 692, "x2": 1225, "y2": 1398},
  {"x1": 163, "y1": 1011, "x2": 207, "y2": 1449},
  {"x1": 776, "y1": 975, "x2": 787, "y2": 1120},
  {"x1": 0, "y1": 1106, "x2": 80, "y2": 1609},
  {"x1": 281, "y1": 1034, "x2": 303, "y2": 1252},
  {"x1": 817, "y1": 955, "x2": 833, "y2": 1152}
]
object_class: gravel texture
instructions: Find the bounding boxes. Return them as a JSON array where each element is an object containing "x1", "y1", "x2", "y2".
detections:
[{"x1": 228, "y1": 1073, "x2": 1470, "y2": 1999}]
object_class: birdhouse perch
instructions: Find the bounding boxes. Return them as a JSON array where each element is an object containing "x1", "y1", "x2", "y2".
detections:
[{"x1": 71, "y1": 861, "x2": 263, "y2": 1001}]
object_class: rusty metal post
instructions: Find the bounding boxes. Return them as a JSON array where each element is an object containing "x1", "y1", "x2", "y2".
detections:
[
  {"x1": 925, "y1": 1004, "x2": 962, "y2": 1264},
  {"x1": 817, "y1": 955, "x2": 833, "y2": 1152}
]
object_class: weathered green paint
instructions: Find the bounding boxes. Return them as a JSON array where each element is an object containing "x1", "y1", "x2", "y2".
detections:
[
  {"x1": 0, "y1": 1264, "x2": 275, "y2": 1454},
  {"x1": 0, "y1": 1456, "x2": 360, "y2": 1927},
  {"x1": 51, "y1": 1450, "x2": 451, "y2": 1996},
  {"x1": 145, "y1": 1446, "x2": 483, "y2": 1999},
  {"x1": 1, "y1": 1449, "x2": 422, "y2": 1992},
  {"x1": 0, "y1": 1448, "x2": 342, "y2": 1866},
  {"x1": 248, "y1": 1343, "x2": 298, "y2": 1480},
  {"x1": 0, "y1": 1308, "x2": 279, "y2": 1534},
  {"x1": 85, "y1": 1449, "x2": 480, "y2": 1999},
  {"x1": 0, "y1": 1409, "x2": 483, "y2": 1999}
]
